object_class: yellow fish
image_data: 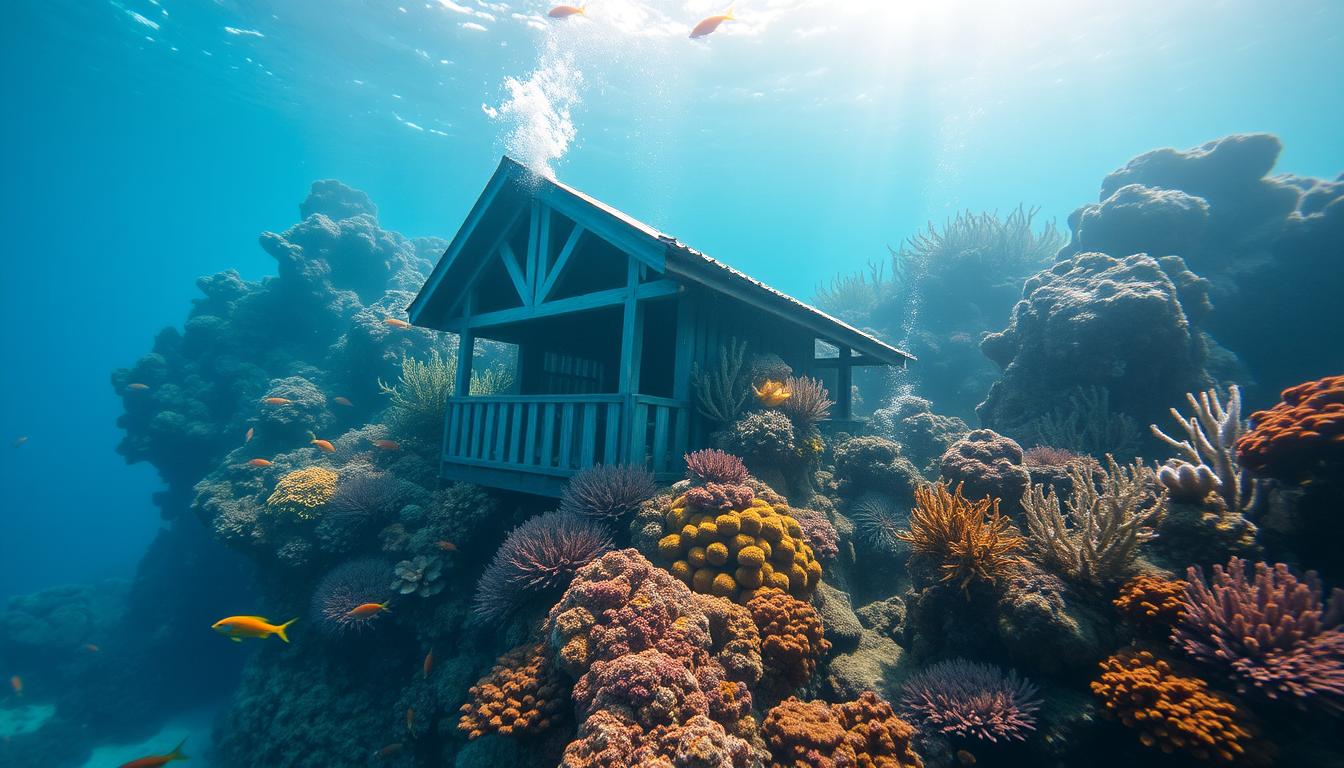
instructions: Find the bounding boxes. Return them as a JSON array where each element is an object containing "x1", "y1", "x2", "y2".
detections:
[
  {"x1": 211, "y1": 615, "x2": 296, "y2": 643},
  {"x1": 690, "y1": 6, "x2": 734, "y2": 39},
  {"x1": 548, "y1": 4, "x2": 584, "y2": 18},
  {"x1": 753, "y1": 379, "x2": 791, "y2": 407}
]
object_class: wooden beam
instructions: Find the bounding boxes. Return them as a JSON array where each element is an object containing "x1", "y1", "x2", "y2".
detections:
[
  {"x1": 464, "y1": 280, "x2": 681, "y2": 330},
  {"x1": 444, "y1": 203, "x2": 527, "y2": 321},
  {"x1": 537, "y1": 223, "x2": 585, "y2": 303},
  {"x1": 671, "y1": 294, "x2": 694, "y2": 401},
  {"x1": 619, "y1": 258, "x2": 644, "y2": 465},
  {"x1": 532, "y1": 203, "x2": 550, "y2": 304},
  {"x1": 835, "y1": 346, "x2": 853, "y2": 421},
  {"x1": 533, "y1": 184, "x2": 667, "y2": 272},
  {"x1": 811, "y1": 354, "x2": 887, "y2": 368},
  {"x1": 498, "y1": 242, "x2": 530, "y2": 306}
]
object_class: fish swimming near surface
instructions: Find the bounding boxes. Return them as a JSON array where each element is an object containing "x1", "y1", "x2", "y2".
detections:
[
  {"x1": 690, "y1": 6, "x2": 734, "y2": 38},
  {"x1": 383, "y1": 317, "x2": 412, "y2": 330},
  {"x1": 12, "y1": 436, "x2": 28, "y2": 447},
  {"x1": 548, "y1": 4, "x2": 584, "y2": 18},
  {"x1": 311, "y1": 439, "x2": 336, "y2": 453},
  {"x1": 245, "y1": 427, "x2": 254, "y2": 442},
  {"x1": 423, "y1": 649, "x2": 435, "y2": 678},
  {"x1": 332, "y1": 396, "x2": 353, "y2": 407},
  {"x1": 372, "y1": 439, "x2": 402, "y2": 451},
  {"x1": 262, "y1": 397, "x2": 292, "y2": 406},
  {"x1": 119, "y1": 737, "x2": 188, "y2": 768},
  {"x1": 9, "y1": 675, "x2": 21, "y2": 696},
  {"x1": 247, "y1": 458, "x2": 273, "y2": 467},
  {"x1": 211, "y1": 615, "x2": 296, "y2": 643},
  {"x1": 127, "y1": 382, "x2": 150, "y2": 391},
  {"x1": 435, "y1": 540, "x2": 457, "y2": 553},
  {"x1": 345, "y1": 602, "x2": 390, "y2": 619}
]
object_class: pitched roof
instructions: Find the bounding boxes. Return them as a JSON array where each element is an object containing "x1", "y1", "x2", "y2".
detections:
[{"x1": 409, "y1": 156, "x2": 913, "y2": 366}]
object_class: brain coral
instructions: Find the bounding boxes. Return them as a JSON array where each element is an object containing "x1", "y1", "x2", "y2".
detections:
[
  {"x1": 266, "y1": 465, "x2": 339, "y2": 519},
  {"x1": 830, "y1": 435, "x2": 923, "y2": 501},
  {"x1": 1235, "y1": 374, "x2": 1344, "y2": 483},
  {"x1": 762, "y1": 692, "x2": 923, "y2": 768},
  {"x1": 938, "y1": 429, "x2": 1031, "y2": 513},
  {"x1": 459, "y1": 643, "x2": 566, "y2": 740},
  {"x1": 746, "y1": 588, "x2": 830, "y2": 689},
  {"x1": 1091, "y1": 650, "x2": 1252, "y2": 763}
]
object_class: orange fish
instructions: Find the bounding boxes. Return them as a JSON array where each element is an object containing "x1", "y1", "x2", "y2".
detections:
[
  {"x1": 247, "y1": 458, "x2": 273, "y2": 467},
  {"x1": 345, "y1": 602, "x2": 389, "y2": 619},
  {"x1": 423, "y1": 649, "x2": 435, "y2": 679},
  {"x1": 245, "y1": 427, "x2": 254, "y2": 443},
  {"x1": 372, "y1": 439, "x2": 401, "y2": 451},
  {"x1": 956, "y1": 749, "x2": 977, "y2": 766},
  {"x1": 406, "y1": 706, "x2": 416, "y2": 736},
  {"x1": 375, "y1": 743, "x2": 403, "y2": 759},
  {"x1": 690, "y1": 6, "x2": 734, "y2": 38},
  {"x1": 9, "y1": 675, "x2": 21, "y2": 696},
  {"x1": 127, "y1": 383, "x2": 150, "y2": 391},
  {"x1": 383, "y1": 317, "x2": 412, "y2": 330},
  {"x1": 311, "y1": 439, "x2": 336, "y2": 453},
  {"x1": 83, "y1": 643, "x2": 101, "y2": 653},
  {"x1": 435, "y1": 540, "x2": 457, "y2": 553},
  {"x1": 548, "y1": 4, "x2": 584, "y2": 18},
  {"x1": 262, "y1": 397, "x2": 292, "y2": 405},
  {"x1": 211, "y1": 615, "x2": 296, "y2": 643},
  {"x1": 12, "y1": 436, "x2": 28, "y2": 447},
  {"x1": 332, "y1": 396, "x2": 353, "y2": 407},
  {"x1": 119, "y1": 737, "x2": 188, "y2": 768}
]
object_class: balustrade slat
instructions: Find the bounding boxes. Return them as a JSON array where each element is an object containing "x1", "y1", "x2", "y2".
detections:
[
  {"x1": 559, "y1": 403, "x2": 575, "y2": 469},
  {"x1": 604, "y1": 402, "x2": 621, "y2": 464},
  {"x1": 483, "y1": 403, "x2": 496, "y2": 461},
  {"x1": 541, "y1": 403, "x2": 556, "y2": 468},
  {"x1": 446, "y1": 402, "x2": 460, "y2": 457},
  {"x1": 510, "y1": 403, "x2": 523, "y2": 464},
  {"x1": 631, "y1": 402, "x2": 649, "y2": 467},
  {"x1": 524, "y1": 403, "x2": 539, "y2": 465},
  {"x1": 580, "y1": 404, "x2": 597, "y2": 467},
  {"x1": 471, "y1": 403, "x2": 484, "y2": 459},
  {"x1": 494, "y1": 403, "x2": 508, "y2": 462},
  {"x1": 652, "y1": 405, "x2": 670, "y2": 472}
]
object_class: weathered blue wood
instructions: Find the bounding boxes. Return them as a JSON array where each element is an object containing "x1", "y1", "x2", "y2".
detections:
[
  {"x1": 525, "y1": 199, "x2": 541, "y2": 303},
  {"x1": 533, "y1": 184, "x2": 667, "y2": 272},
  {"x1": 445, "y1": 401, "x2": 459, "y2": 458},
  {"x1": 454, "y1": 313, "x2": 475, "y2": 397},
  {"x1": 464, "y1": 280, "x2": 679, "y2": 330},
  {"x1": 673, "y1": 404, "x2": 689, "y2": 468},
  {"x1": 524, "y1": 403, "x2": 539, "y2": 465},
  {"x1": 632, "y1": 394, "x2": 685, "y2": 409},
  {"x1": 458, "y1": 402, "x2": 472, "y2": 458},
  {"x1": 439, "y1": 461, "x2": 568, "y2": 498},
  {"x1": 836, "y1": 345, "x2": 853, "y2": 420},
  {"x1": 630, "y1": 402, "x2": 649, "y2": 466},
  {"x1": 580, "y1": 405, "x2": 597, "y2": 467},
  {"x1": 470, "y1": 402, "x2": 484, "y2": 459},
  {"x1": 538, "y1": 223, "x2": 585, "y2": 302},
  {"x1": 442, "y1": 203, "x2": 526, "y2": 322},
  {"x1": 494, "y1": 402, "x2": 509, "y2": 462},
  {"x1": 509, "y1": 403, "x2": 523, "y2": 464},
  {"x1": 604, "y1": 402, "x2": 621, "y2": 463},
  {"x1": 541, "y1": 403, "x2": 556, "y2": 468},
  {"x1": 498, "y1": 242, "x2": 530, "y2": 306},
  {"x1": 652, "y1": 405, "x2": 670, "y2": 472},
  {"x1": 672, "y1": 295, "x2": 694, "y2": 401},
  {"x1": 559, "y1": 403, "x2": 575, "y2": 469},
  {"x1": 534, "y1": 203, "x2": 550, "y2": 303}
]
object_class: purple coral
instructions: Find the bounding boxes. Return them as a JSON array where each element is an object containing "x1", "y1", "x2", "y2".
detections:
[
  {"x1": 1175, "y1": 557, "x2": 1344, "y2": 711},
  {"x1": 310, "y1": 557, "x2": 394, "y2": 636},
  {"x1": 685, "y1": 449, "x2": 749, "y2": 485},
  {"x1": 684, "y1": 482, "x2": 755, "y2": 511},
  {"x1": 473, "y1": 511, "x2": 613, "y2": 623},
  {"x1": 789, "y1": 505, "x2": 840, "y2": 562},
  {"x1": 560, "y1": 463, "x2": 657, "y2": 521},
  {"x1": 899, "y1": 658, "x2": 1042, "y2": 742}
]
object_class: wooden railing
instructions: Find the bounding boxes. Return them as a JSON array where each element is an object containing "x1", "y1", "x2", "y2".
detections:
[{"x1": 442, "y1": 394, "x2": 691, "y2": 478}]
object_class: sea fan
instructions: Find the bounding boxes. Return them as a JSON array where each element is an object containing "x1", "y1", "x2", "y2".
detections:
[
  {"x1": 559, "y1": 464, "x2": 656, "y2": 521},
  {"x1": 473, "y1": 511, "x2": 614, "y2": 623},
  {"x1": 899, "y1": 658, "x2": 1042, "y2": 742}
]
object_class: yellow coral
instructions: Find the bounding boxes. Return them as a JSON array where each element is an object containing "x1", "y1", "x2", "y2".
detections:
[
  {"x1": 266, "y1": 466, "x2": 338, "y2": 519},
  {"x1": 754, "y1": 379, "x2": 792, "y2": 407}
]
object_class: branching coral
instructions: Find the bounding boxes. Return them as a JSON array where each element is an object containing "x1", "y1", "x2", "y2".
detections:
[
  {"x1": 898, "y1": 659, "x2": 1042, "y2": 743},
  {"x1": 1175, "y1": 557, "x2": 1344, "y2": 711},
  {"x1": 473, "y1": 510, "x2": 614, "y2": 623},
  {"x1": 1152, "y1": 385, "x2": 1264, "y2": 512},
  {"x1": 310, "y1": 557, "x2": 393, "y2": 636},
  {"x1": 266, "y1": 466, "x2": 339, "y2": 520},
  {"x1": 1235, "y1": 374, "x2": 1344, "y2": 483},
  {"x1": 1021, "y1": 456, "x2": 1165, "y2": 586},
  {"x1": 692, "y1": 338, "x2": 751, "y2": 423},
  {"x1": 1091, "y1": 650, "x2": 1252, "y2": 762},
  {"x1": 763, "y1": 692, "x2": 923, "y2": 768},
  {"x1": 895, "y1": 482, "x2": 1024, "y2": 592},
  {"x1": 559, "y1": 463, "x2": 657, "y2": 521},
  {"x1": 746, "y1": 588, "x2": 830, "y2": 689},
  {"x1": 1114, "y1": 574, "x2": 1188, "y2": 630},
  {"x1": 459, "y1": 643, "x2": 566, "y2": 739},
  {"x1": 778, "y1": 376, "x2": 832, "y2": 426}
]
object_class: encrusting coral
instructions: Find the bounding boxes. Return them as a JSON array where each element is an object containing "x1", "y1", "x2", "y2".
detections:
[
  {"x1": 459, "y1": 642, "x2": 566, "y2": 740},
  {"x1": 896, "y1": 481, "x2": 1024, "y2": 592},
  {"x1": 1114, "y1": 574, "x2": 1188, "y2": 631},
  {"x1": 265, "y1": 465, "x2": 339, "y2": 519},
  {"x1": 1091, "y1": 650, "x2": 1252, "y2": 763},
  {"x1": 1235, "y1": 374, "x2": 1344, "y2": 483},
  {"x1": 762, "y1": 692, "x2": 923, "y2": 768},
  {"x1": 746, "y1": 588, "x2": 831, "y2": 689},
  {"x1": 897, "y1": 658, "x2": 1042, "y2": 743},
  {"x1": 1174, "y1": 557, "x2": 1344, "y2": 712}
]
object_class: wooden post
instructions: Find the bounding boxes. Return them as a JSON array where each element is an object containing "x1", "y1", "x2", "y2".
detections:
[
  {"x1": 455, "y1": 292, "x2": 476, "y2": 397},
  {"x1": 836, "y1": 345, "x2": 853, "y2": 420},
  {"x1": 619, "y1": 257, "x2": 645, "y2": 464}
]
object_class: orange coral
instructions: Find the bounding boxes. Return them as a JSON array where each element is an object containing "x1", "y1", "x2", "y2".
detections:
[
  {"x1": 1115, "y1": 574, "x2": 1188, "y2": 630},
  {"x1": 763, "y1": 692, "x2": 923, "y2": 768},
  {"x1": 1235, "y1": 374, "x2": 1344, "y2": 482},
  {"x1": 746, "y1": 588, "x2": 830, "y2": 689},
  {"x1": 459, "y1": 643, "x2": 566, "y2": 739},
  {"x1": 1091, "y1": 650, "x2": 1252, "y2": 763},
  {"x1": 895, "y1": 482, "x2": 1024, "y2": 592}
]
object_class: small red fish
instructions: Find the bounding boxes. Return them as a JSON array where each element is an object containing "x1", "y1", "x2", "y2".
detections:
[
  {"x1": 406, "y1": 706, "x2": 416, "y2": 736},
  {"x1": 332, "y1": 396, "x2": 353, "y2": 407},
  {"x1": 690, "y1": 6, "x2": 734, "y2": 38},
  {"x1": 247, "y1": 458, "x2": 273, "y2": 467},
  {"x1": 423, "y1": 649, "x2": 435, "y2": 679},
  {"x1": 311, "y1": 439, "x2": 336, "y2": 453},
  {"x1": 345, "y1": 602, "x2": 389, "y2": 619},
  {"x1": 435, "y1": 540, "x2": 457, "y2": 553},
  {"x1": 127, "y1": 382, "x2": 150, "y2": 391},
  {"x1": 12, "y1": 436, "x2": 28, "y2": 447},
  {"x1": 262, "y1": 397, "x2": 292, "y2": 406},
  {"x1": 372, "y1": 439, "x2": 401, "y2": 451},
  {"x1": 245, "y1": 427, "x2": 254, "y2": 443},
  {"x1": 83, "y1": 643, "x2": 101, "y2": 653},
  {"x1": 375, "y1": 743, "x2": 403, "y2": 759},
  {"x1": 119, "y1": 737, "x2": 187, "y2": 768},
  {"x1": 383, "y1": 317, "x2": 412, "y2": 330},
  {"x1": 9, "y1": 675, "x2": 21, "y2": 696},
  {"x1": 548, "y1": 4, "x2": 584, "y2": 18}
]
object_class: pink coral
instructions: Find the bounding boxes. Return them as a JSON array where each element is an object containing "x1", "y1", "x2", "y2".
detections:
[{"x1": 686, "y1": 449, "x2": 750, "y2": 485}]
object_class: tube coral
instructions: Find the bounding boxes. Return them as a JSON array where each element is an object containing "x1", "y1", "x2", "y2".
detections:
[
  {"x1": 559, "y1": 463, "x2": 657, "y2": 521},
  {"x1": 266, "y1": 466, "x2": 339, "y2": 519},
  {"x1": 459, "y1": 643, "x2": 566, "y2": 739},
  {"x1": 898, "y1": 659, "x2": 1041, "y2": 743},
  {"x1": 1235, "y1": 374, "x2": 1344, "y2": 483},
  {"x1": 895, "y1": 482, "x2": 1024, "y2": 592},
  {"x1": 473, "y1": 510, "x2": 614, "y2": 623},
  {"x1": 762, "y1": 692, "x2": 923, "y2": 768},
  {"x1": 1174, "y1": 557, "x2": 1344, "y2": 712}
]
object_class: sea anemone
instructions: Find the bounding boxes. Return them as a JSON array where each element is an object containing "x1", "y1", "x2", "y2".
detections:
[
  {"x1": 898, "y1": 658, "x2": 1042, "y2": 743},
  {"x1": 559, "y1": 464, "x2": 657, "y2": 521},
  {"x1": 685, "y1": 449, "x2": 749, "y2": 485},
  {"x1": 310, "y1": 557, "x2": 394, "y2": 636},
  {"x1": 328, "y1": 464, "x2": 401, "y2": 525},
  {"x1": 850, "y1": 493, "x2": 908, "y2": 555},
  {"x1": 473, "y1": 510, "x2": 614, "y2": 623}
]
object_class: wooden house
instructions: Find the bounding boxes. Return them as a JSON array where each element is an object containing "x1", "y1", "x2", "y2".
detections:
[{"x1": 408, "y1": 157, "x2": 913, "y2": 496}]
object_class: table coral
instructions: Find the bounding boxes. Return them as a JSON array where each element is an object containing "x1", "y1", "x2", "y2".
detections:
[
  {"x1": 762, "y1": 692, "x2": 923, "y2": 768},
  {"x1": 895, "y1": 481, "x2": 1024, "y2": 592},
  {"x1": 1114, "y1": 574, "x2": 1187, "y2": 630},
  {"x1": 1235, "y1": 374, "x2": 1344, "y2": 483},
  {"x1": 266, "y1": 465, "x2": 338, "y2": 519},
  {"x1": 459, "y1": 642, "x2": 566, "y2": 739},
  {"x1": 746, "y1": 588, "x2": 830, "y2": 689},
  {"x1": 1091, "y1": 650, "x2": 1252, "y2": 762}
]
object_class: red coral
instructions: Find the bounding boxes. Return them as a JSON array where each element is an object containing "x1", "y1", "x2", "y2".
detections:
[
  {"x1": 747, "y1": 588, "x2": 831, "y2": 689},
  {"x1": 459, "y1": 643, "x2": 567, "y2": 739},
  {"x1": 763, "y1": 693, "x2": 923, "y2": 768},
  {"x1": 1235, "y1": 374, "x2": 1344, "y2": 482}
]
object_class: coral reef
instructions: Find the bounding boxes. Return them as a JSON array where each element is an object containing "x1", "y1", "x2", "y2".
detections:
[
  {"x1": 1091, "y1": 650, "x2": 1252, "y2": 763},
  {"x1": 685, "y1": 449, "x2": 750, "y2": 485},
  {"x1": 266, "y1": 465, "x2": 339, "y2": 520},
  {"x1": 1021, "y1": 456, "x2": 1165, "y2": 586},
  {"x1": 850, "y1": 493, "x2": 909, "y2": 556},
  {"x1": 746, "y1": 588, "x2": 831, "y2": 689},
  {"x1": 719, "y1": 410, "x2": 799, "y2": 467},
  {"x1": 693, "y1": 338, "x2": 751, "y2": 423},
  {"x1": 830, "y1": 436, "x2": 922, "y2": 502},
  {"x1": 473, "y1": 511, "x2": 614, "y2": 624},
  {"x1": 937, "y1": 429, "x2": 1031, "y2": 514},
  {"x1": 896, "y1": 482, "x2": 1024, "y2": 592},
  {"x1": 1021, "y1": 385, "x2": 1142, "y2": 460},
  {"x1": 1235, "y1": 374, "x2": 1344, "y2": 483},
  {"x1": 310, "y1": 557, "x2": 394, "y2": 636},
  {"x1": 559, "y1": 464, "x2": 657, "y2": 522},
  {"x1": 1021, "y1": 446, "x2": 1102, "y2": 499},
  {"x1": 762, "y1": 692, "x2": 923, "y2": 768},
  {"x1": 392, "y1": 554, "x2": 445, "y2": 597},
  {"x1": 778, "y1": 376, "x2": 833, "y2": 426},
  {"x1": 897, "y1": 658, "x2": 1041, "y2": 743},
  {"x1": 1154, "y1": 385, "x2": 1265, "y2": 513},
  {"x1": 1175, "y1": 557, "x2": 1344, "y2": 711},
  {"x1": 459, "y1": 643, "x2": 566, "y2": 739},
  {"x1": 1114, "y1": 574, "x2": 1188, "y2": 631},
  {"x1": 787, "y1": 504, "x2": 839, "y2": 563},
  {"x1": 869, "y1": 395, "x2": 970, "y2": 477}
]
